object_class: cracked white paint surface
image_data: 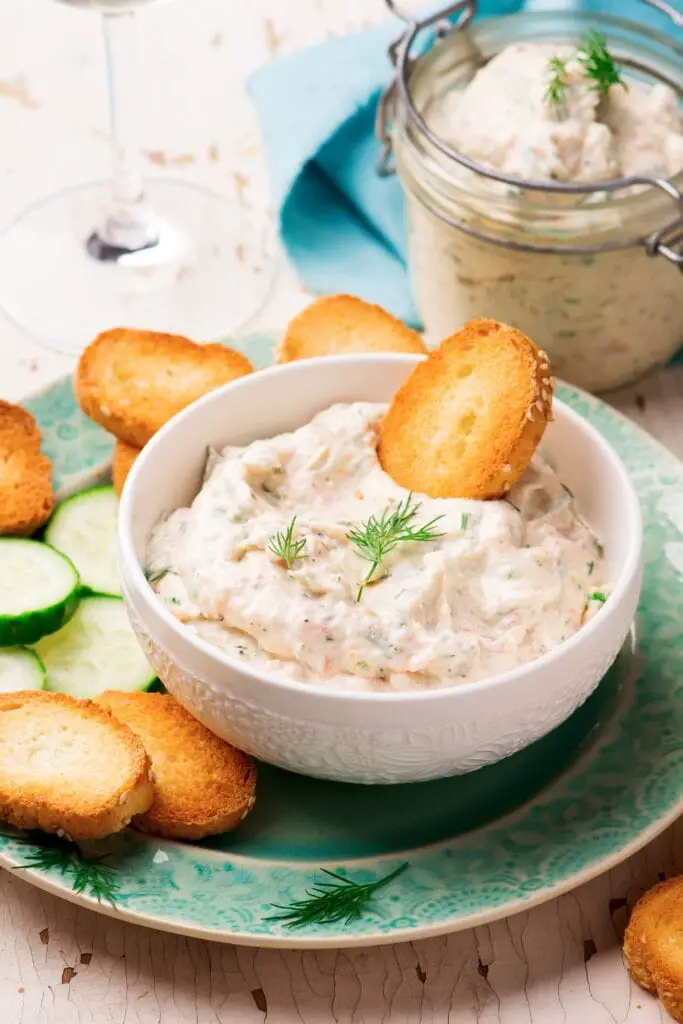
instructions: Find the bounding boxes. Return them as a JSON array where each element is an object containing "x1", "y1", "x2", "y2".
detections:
[
  {"x1": 0, "y1": 0, "x2": 682, "y2": 1019},
  {"x1": 3, "y1": 828, "x2": 683, "y2": 1023}
]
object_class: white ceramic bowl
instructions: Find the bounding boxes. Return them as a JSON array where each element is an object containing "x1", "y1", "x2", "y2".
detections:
[{"x1": 119, "y1": 355, "x2": 643, "y2": 785}]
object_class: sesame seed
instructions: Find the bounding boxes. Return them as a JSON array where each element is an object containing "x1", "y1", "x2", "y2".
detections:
[
  {"x1": 535, "y1": 400, "x2": 544, "y2": 411},
  {"x1": 502, "y1": 482, "x2": 511, "y2": 492},
  {"x1": 527, "y1": 408, "x2": 536, "y2": 421},
  {"x1": 502, "y1": 463, "x2": 512, "y2": 473}
]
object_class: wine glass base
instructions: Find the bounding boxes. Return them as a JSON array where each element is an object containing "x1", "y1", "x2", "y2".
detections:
[{"x1": 0, "y1": 179, "x2": 276, "y2": 356}]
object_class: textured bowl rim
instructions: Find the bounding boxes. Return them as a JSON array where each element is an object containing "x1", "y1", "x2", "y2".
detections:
[{"x1": 119, "y1": 353, "x2": 643, "y2": 705}]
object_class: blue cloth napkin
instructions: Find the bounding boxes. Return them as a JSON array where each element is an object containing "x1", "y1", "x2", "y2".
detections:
[{"x1": 248, "y1": 0, "x2": 682, "y2": 332}]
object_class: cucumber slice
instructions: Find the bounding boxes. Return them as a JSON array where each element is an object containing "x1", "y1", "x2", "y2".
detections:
[
  {"x1": 0, "y1": 539, "x2": 80, "y2": 646},
  {"x1": 0, "y1": 647, "x2": 46, "y2": 692},
  {"x1": 45, "y1": 486, "x2": 120, "y2": 596},
  {"x1": 35, "y1": 595, "x2": 156, "y2": 699}
]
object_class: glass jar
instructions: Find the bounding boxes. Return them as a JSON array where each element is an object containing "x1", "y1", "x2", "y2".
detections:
[{"x1": 384, "y1": 5, "x2": 683, "y2": 392}]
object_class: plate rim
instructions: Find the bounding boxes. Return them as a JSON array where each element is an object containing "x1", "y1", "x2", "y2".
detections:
[
  {"x1": 2, "y1": 799, "x2": 681, "y2": 949},
  {"x1": 3, "y1": 363, "x2": 683, "y2": 948}
]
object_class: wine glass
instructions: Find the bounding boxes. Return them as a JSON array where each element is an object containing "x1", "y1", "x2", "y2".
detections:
[{"x1": 0, "y1": 0, "x2": 275, "y2": 355}]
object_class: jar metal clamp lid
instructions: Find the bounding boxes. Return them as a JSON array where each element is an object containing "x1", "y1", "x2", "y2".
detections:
[{"x1": 376, "y1": 0, "x2": 683, "y2": 268}]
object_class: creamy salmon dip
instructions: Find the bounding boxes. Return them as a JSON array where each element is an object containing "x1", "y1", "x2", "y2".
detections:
[
  {"x1": 146, "y1": 403, "x2": 607, "y2": 693},
  {"x1": 429, "y1": 43, "x2": 683, "y2": 186}
]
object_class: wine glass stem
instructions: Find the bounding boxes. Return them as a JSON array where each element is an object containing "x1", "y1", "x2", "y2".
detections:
[{"x1": 93, "y1": 10, "x2": 158, "y2": 255}]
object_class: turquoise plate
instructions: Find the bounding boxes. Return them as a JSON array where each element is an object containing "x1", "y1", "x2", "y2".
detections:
[{"x1": 1, "y1": 333, "x2": 682, "y2": 949}]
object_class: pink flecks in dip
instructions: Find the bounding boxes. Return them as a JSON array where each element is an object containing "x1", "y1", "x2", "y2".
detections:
[{"x1": 146, "y1": 403, "x2": 606, "y2": 692}]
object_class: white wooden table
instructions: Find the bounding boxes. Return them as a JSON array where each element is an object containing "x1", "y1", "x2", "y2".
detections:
[{"x1": 1, "y1": 0, "x2": 683, "y2": 1019}]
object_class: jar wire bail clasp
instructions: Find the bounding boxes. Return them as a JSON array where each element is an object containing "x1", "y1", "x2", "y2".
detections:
[
  {"x1": 641, "y1": 0, "x2": 683, "y2": 268},
  {"x1": 375, "y1": 0, "x2": 477, "y2": 177},
  {"x1": 644, "y1": 178, "x2": 683, "y2": 268}
]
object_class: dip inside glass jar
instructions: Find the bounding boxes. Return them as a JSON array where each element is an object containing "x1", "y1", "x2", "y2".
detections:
[{"x1": 389, "y1": 9, "x2": 683, "y2": 392}]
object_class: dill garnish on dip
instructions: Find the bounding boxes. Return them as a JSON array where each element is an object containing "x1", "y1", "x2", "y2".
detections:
[
  {"x1": 145, "y1": 402, "x2": 608, "y2": 693},
  {"x1": 544, "y1": 55, "x2": 569, "y2": 110},
  {"x1": 575, "y1": 30, "x2": 627, "y2": 97},
  {"x1": 346, "y1": 493, "x2": 445, "y2": 601},
  {"x1": 544, "y1": 30, "x2": 627, "y2": 114},
  {"x1": 268, "y1": 515, "x2": 307, "y2": 569}
]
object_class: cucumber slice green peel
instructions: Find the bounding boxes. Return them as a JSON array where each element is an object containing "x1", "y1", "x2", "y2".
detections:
[
  {"x1": 35, "y1": 595, "x2": 157, "y2": 699},
  {"x1": 45, "y1": 485, "x2": 121, "y2": 597},
  {"x1": 0, "y1": 539, "x2": 80, "y2": 646},
  {"x1": 0, "y1": 647, "x2": 46, "y2": 692}
]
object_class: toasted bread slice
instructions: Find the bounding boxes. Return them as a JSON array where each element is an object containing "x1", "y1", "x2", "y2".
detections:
[
  {"x1": 0, "y1": 449, "x2": 53, "y2": 536},
  {"x1": 112, "y1": 439, "x2": 141, "y2": 496},
  {"x1": 75, "y1": 328, "x2": 254, "y2": 448},
  {"x1": 0, "y1": 401, "x2": 42, "y2": 453},
  {"x1": 0, "y1": 403, "x2": 53, "y2": 536},
  {"x1": 624, "y1": 877, "x2": 683, "y2": 1022},
  {"x1": 96, "y1": 691, "x2": 257, "y2": 840},
  {"x1": 379, "y1": 318, "x2": 553, "y2": 500},
  {"x1": 276, "y1": 294, "x2": 427, "y2": 363},
  {"x1": 0, "y1": 690, "x2": 153, "y2": 840}
]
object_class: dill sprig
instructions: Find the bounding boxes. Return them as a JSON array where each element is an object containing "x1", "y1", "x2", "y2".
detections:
[
  {"x1": 268, "y1": 515, "x2": 307, "y2": 569},
  {"x1": 1, "y1": 830, "x2": 119, "y2": 906},
  {"x1": 577, "y1": 30, "x2": 627, "y2": 97},
  {"x1": 347, "y1": 494, "x2": 445, "y2": 601},
  {"x1": 266, "y1": 862, "x2": 409, "y2": 929},
  {"x1": 545, "y1": 55, "x2": 568, "y2": 109},
  {"x1": 589, "y1": 590, "x2": 607, "y2": 603}
]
